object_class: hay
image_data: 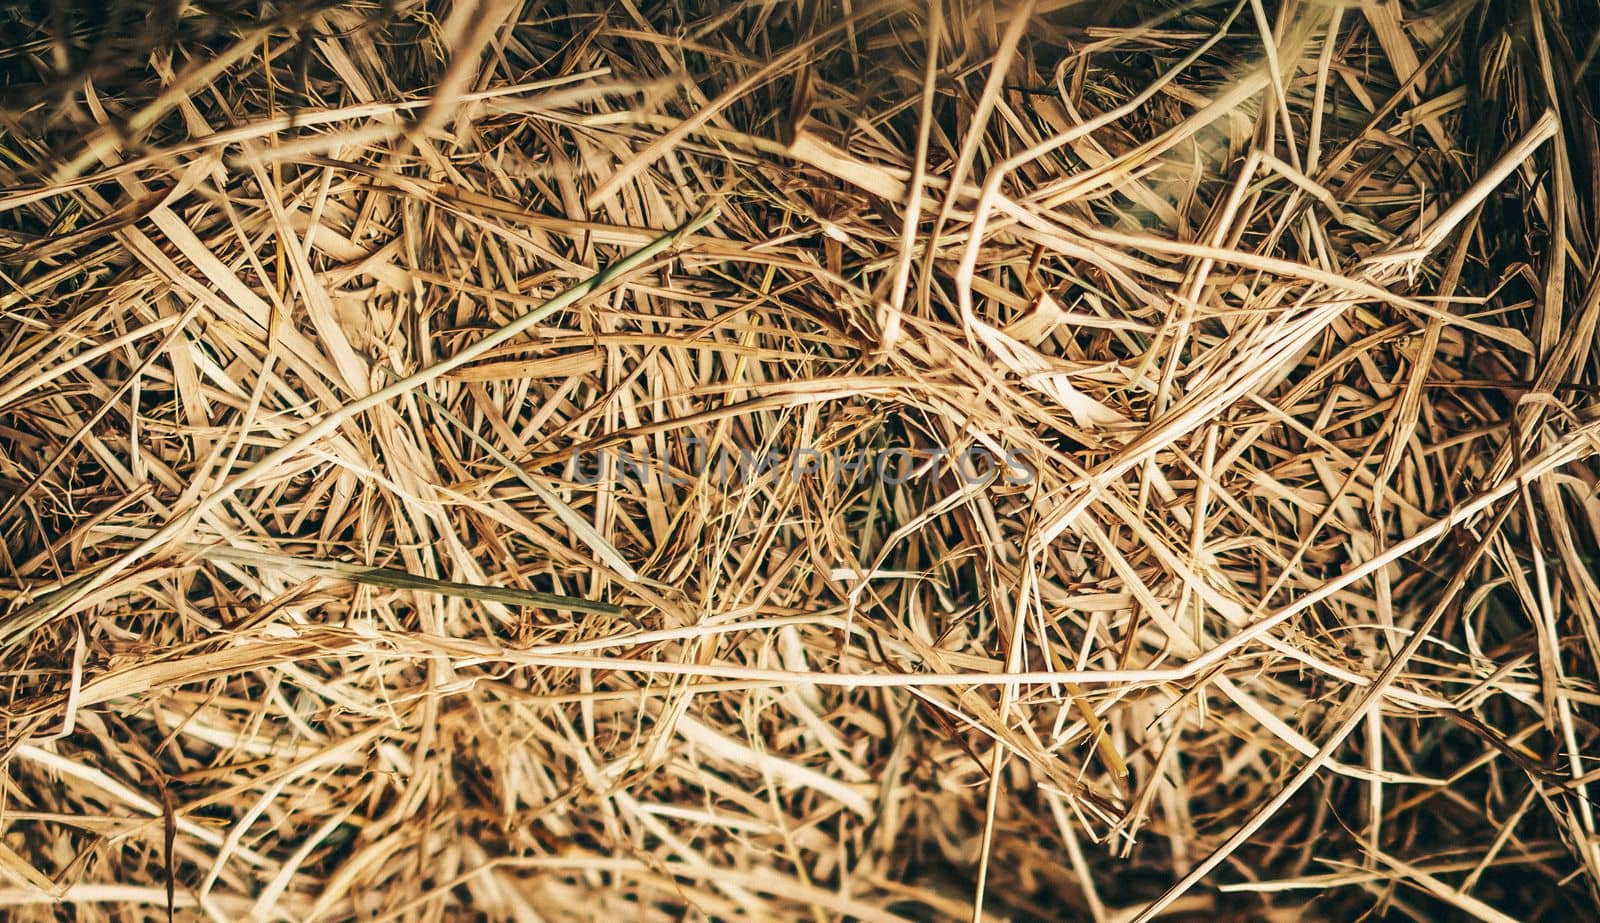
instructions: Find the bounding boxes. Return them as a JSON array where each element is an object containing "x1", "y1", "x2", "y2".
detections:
[{"x1": 2, "y1": 0, "x2": 1598, "y2": 919}]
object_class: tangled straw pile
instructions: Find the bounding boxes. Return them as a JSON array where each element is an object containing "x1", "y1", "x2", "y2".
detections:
[{"x1": 2, "y1": 0, "x2": 1599, "y2": 919}]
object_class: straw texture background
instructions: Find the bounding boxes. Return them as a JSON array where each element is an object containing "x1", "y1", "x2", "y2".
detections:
[{"x1": 2, "y1": 1, "x2": 1599, "y2": 920}]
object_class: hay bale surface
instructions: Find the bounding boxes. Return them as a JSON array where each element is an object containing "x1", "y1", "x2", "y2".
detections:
[{"x1": 2, "y1": 1, "x2": 1598, "y2": 920}]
